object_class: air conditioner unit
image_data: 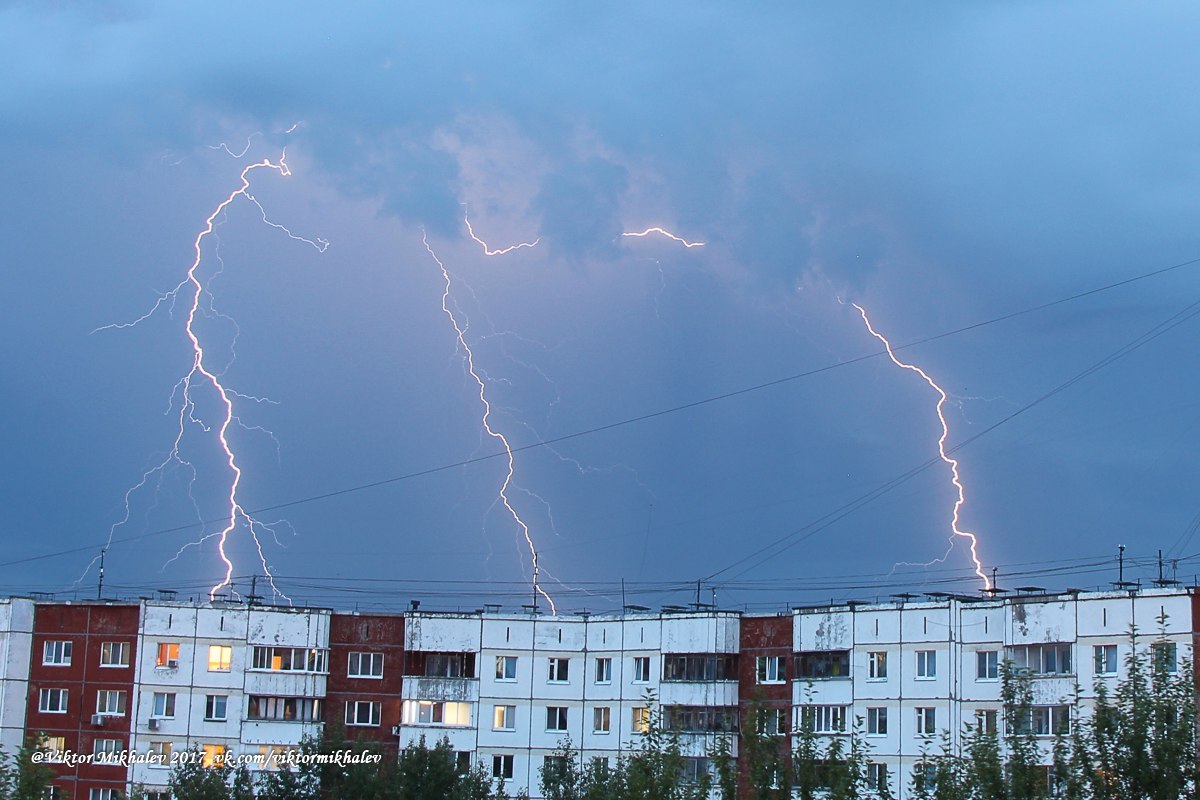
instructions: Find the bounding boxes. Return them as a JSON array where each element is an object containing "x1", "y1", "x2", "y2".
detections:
[
  {"x1": 390, "y1": 724, "x2": 401, "y2": 736},
  {"x1": 91, "y1": 714, "x2": 105, "y2": 726},
  {"x1": 148, "y1": 718, "x2": 160, "y2": 730}
]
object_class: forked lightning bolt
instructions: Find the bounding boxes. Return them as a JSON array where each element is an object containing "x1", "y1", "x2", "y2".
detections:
[
  {"x1": 464, "y1": 210, "x2": 540, "y2": 255},
  {"x1": 422, "y1": 230, "x2": 556, "y2": 613},
  {"x1": 621, "y1": 226, "x2": 705, "y2": 248},
  {"x1": 96, "y1": 150, "x2": 327, "y2": 600},
  {"x1": 852, "y1": 303, "x2": 992, "y2": 590}
]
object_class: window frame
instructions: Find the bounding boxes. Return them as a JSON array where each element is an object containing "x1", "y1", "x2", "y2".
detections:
[
  {"x1": 95, "y1": 689, "x2": 127, "y2": 716},
  {"x1": 593, "y1": 706, "x2": 611, "y2": 734},
  {"x1": 38, "y1": 688, "x2": 68, "y2": 714},
  {"x1": 345, "y1": 700, "x2": 382, "y2": 727},
  {"x1": 866, "y1": 706, "x2": 888, "y2": 736},
  {"x1": 548, "y1": 657, "x2": 570, "y2": 683},
  {"x1": 915, "y1": 649, "x2": 937, "y2": 679},
  {"x1": 151, "y1": 692, "x2": 176, "y2": 719},
  {"x1": 867, "y1": 651, "x2": 887, "y2": 681},
  {"x1": 594, "y1": 657, "x2": 612, "y2": 684},
  {"x1": 495, "y1": 655, "x2": 517, "y2": 682},
  {"x1": 42, "y1": 640, "x2": 73, "y2": 667},
  {"x1": 546, "y1": 706, "x2": 569, "y2": 732},
  {"x1": 155, "y1": 642, "x2": 180, "y2": 670},
  {"x1": 493, "y1": 704, "x2": 516, "y2": 731},
  {"x1": 347, "y1": 651, "x2": 384, "y2": 679},
  {"x1": 204, "y1": 694, "x2": 228, "y2": 722},
  {"x1": 99, "y1": 641, "x2": 130, "y2": 668}
]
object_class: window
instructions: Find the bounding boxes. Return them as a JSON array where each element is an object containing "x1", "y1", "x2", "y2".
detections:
[
  {"x1": 546, "y1": 706, "x2": 568, "y2": 732},
  {"x1": 756, "y1": 656, "x2": 786, "y2": 684},
  {"x1": 796, "y1": 650, "x2": 850, "y2": 679},
  {"x1": 595, "y1": 657, "x2": 612, "y2": 684},
  {"x1": 151, "y1": 692, "x2": 176, "y2": 718},
  {"x1": 594, "y1": 706, "x2": 611, "y2": 733},
  {"x1": 96, "y1": 690, "x2": 127, "y2": 716},
  {"x1": 548, "y1": 657, "x2": 570, "y2": 683},
  {"x1": 92, "y1": 738, "x2": 121, "y2": 759},
  {"x1": 1009, "y1": 644, "x2": 1072, "y2": 675},
  {"x1": 495, "y1": 655, "x2": 517, "y2": 681},
  {"x1": 201, "y1": 744, "x2": 226, "y2": 768},
  {"x1": 1094, "y1": 644, "x2": 1118, "y2": 675},
  {"x1": 976, "y1": 709, "x2": 998, "y2": 734},
  {"x1": 915, "y1": 707, "x2": 936, "y2": 735},
  {"x1": 758, "y1": 707, "x2": 788, "y2": 736},
  {"x1": 681, "y1": 757, "x2": 710, "y2": 784},
  {"x1": 493, "y1": 704, "x2": 516, "y2": 731},
  {"x1": 400, "y1": 700, "x2": 470, "y2": 726},
  {"x1": 204, "y1": 695, "x2": 228, "y2": 721},
  {"x1": 145, "y1": 792, "x2": 170, "y2": 800},
  {"x1": 39, "y1": 736, "x2": 66, "y2": 761},
  {"x1": 155, "y1": 643, "x2": 179, "y2": 669},
  {"x1": 89, "y1": 791, "x2": 118, "y2": 800},
  {"x1": 454, "y1": 751, "x2": 471, "y2": 773},
  {"x1": 149, "y1": 741, "x2": 172, "y2": 767},
  {"x1": 1031, "y1": 705, "x2": 1071, "y2": 736},
  {"x1": 866, "y1": 763, "x2": 889, "y2": 793},
  {"x1": 633, "y1": 656, "x2": 651, "y2": 682},
  {"x1": 1152, "y1": 642, "x2": 1178, "y2": 673},
  {"x1": 492, "y1": 754, "x2": 514, "y2": 780},
  {"x1": 247, "y1": 696, "x2": 323, "y2": 722},
  {"x1": 632, "y1": 706, "x2": 650, "y2": 734},
  {"x1": 100, "y1": 642, "x2": 130, "y2": 667},
  {"x1": 44, "y1": 786, "x2": 65, "y2": 800},
  {"x1": 665, "y1": 705, "x2": 739, "y2": 733},
  {"x1": 544, "y1": 756, "x2": 569, "y2": 783},
  {"x1": 38, "y1": 688, "x2": 68, "y2": 714},
  {"x1": 916, "y1": 650, "x2": 937, "y2": 679},
  {"x1": 866, "y1": 707, "x2": 888, "y2": 736},
  {"x1": 345, "y1": 700, "x2": 382, "y2": 727},
  {"x1": 208, "y1": 645, "x2": 233, "y2": 672},
  {"x1": 42, "y1": 641, "x2": 72, "y2": 666},
  {"x1": 867, "y1": 651, "x2": 887, "y2": 680},
  {"x1": 800, "y1": 705, "x2": 847, "y2": 734},
  {"x1": 977, "y1": 650, "x2": 999, "y2": 680},
  {"x1": 252, "y1": 646, "x2": 328, "y2": 673},
  {"x1": 422, "y1": 652, "x2": 474, "y2": 678},
  {"x1": 662, "y1": 654, "x2": 738, "y2": 681},
  {"x1": 348, "y1": 652, "x2": 384, "y2": 678}
]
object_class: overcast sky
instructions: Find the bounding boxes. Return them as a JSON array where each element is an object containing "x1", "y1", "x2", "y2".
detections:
[{"x1": 3, "y1": 2, "x2": 1199, "y2": 613}]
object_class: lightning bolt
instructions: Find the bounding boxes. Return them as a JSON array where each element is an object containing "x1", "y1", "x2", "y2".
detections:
[
  {"x1": 621, "y1": 226, "x2": 705, "y2": 248},
  {"x1": 421, "y1": 230, "x2": 557, "y2": 613},
  {"x1": 95, "y1": 149, "x2": 327, "y2": 601},
  {"x1": 464, "y1": 209, "x2": 540, "y2": 255},
  {"x1": 852, "y1": 303, "x2": 992, "y2": 591}
]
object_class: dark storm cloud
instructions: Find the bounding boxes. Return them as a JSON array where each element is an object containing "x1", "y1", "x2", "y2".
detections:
[{"x1": 534, "y1": 158, "x2": 629, "y2": 260}]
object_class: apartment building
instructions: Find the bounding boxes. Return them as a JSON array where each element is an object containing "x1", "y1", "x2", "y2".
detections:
[{"x1": 1, "y1": 586, "x2": 1195, "y2": 800}]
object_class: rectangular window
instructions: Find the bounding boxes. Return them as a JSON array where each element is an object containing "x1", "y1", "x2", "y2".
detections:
[
  {"x1": 1152, "y1": 642, "x2": 1178, "y2": 673},
  {"x1": 595, "y1": 657, "x2": 612, "y2": 684},
  {"x1": 38, "y1": 689, "x2": 68, "y2": 714},
  {"x1": 149, "y1": 741, "x2": 172, "y2": 767},
  {"x1": 662, "y1": 654, "x2": 738, "y2": 681},
  {"x1": 546, "y1": 706, "x2": 568, "y2": 732},
  {"x1": 348, "y1": 652, "x2": 384, "y2": 678},
  {"x1": 548, "y1": 657, "x2": 570, "y2": 683},
  {"x1": 493, "y1": 705, "x2": 516, "y2": 731},
  {"x1": 208, "y1": 645, "x2": 233, "y2": 672},
  {"x1": 155, "y1": 642, "x2": 179, "y2": 669},
  {"x1": 201, "y1": 744, "x2": 226, "y2": 768},
  {"x1": 758, "y1": 707, "x2": 788, "y2": 736},
  {"x1": 681, "y1": 757, "x2": 710, "y2": 785},
  {"x1": 665, "y1": 706, "x2": 739, "y2": 733},
  {"x1": 492, "y1": 754, "x2": 514, "y2": 780},
  {"x1": 151, "y1": 692, "x2": 176, "y2": 718},
  {"x1": 204, "y1": 695, "x2": 228, "y2": 722},
  {"x1": 867, "y1": 651, "x2": 887, "y2": 680},
  {"x1": 96, "y1": 690, "x2": 127, "y2": 716},
  {"x1": 89, "y1": 790, "x2": 118, "y2": 800},
  {"x1": 594, "y1": 706, "x2": 611, "y2": 733},
  {"x1": 800, "y1": 705, "x2": 847, "y2": 734},
  {"x1": 1094, "y1": 644, "x2": 1118, "y2": 675},
  {"x1": 632, "y1": 706, "x2": 650, "y2": 734},
  {"x1": 247, "y1": 696, "x2": 323, "y2": 722},
  {"x1": 977, "y1": 650, "x2": 999, "y2": 680},
  {"x1": 915, "y1": 707, "x2": 936, "y2": 735},
  {"x1": 400, "y1": 700, "x2": 470, "y2": 726},
  {"x1": 42, "y1": 641, "x2": 72, "y2": 666},
  {"x1": 92, "y1": 738, "x2": 121, "y2": 759},
  {"x1": 976, "y1": 709, "x2": 999, "y2": 734},
  {"x1": 422, "y1": 652, "x2": 474, "y2": 678},
  {"x1": 633, "y1": 656, "x2": 652, "y2": 682},
  {"x1": 756, "y1": 656, "x2": 786, "y2": 684},
  {"x1": 795, "y1": 651, "x2": 850, "y2": 680},
  {"x1": 1009, "y1": 644, "x2": 1072, "y2": 675},
  {"x1": 44, "y1": 787, "x2": 65, "y2": 800},
  {"x1": 916, "y1": 650, "x2": 937, "y2": 679},
  {"x1": 866, "y1": 707, "x2": 888, "y2": 736},
  {"x1": 866, "y1": 763, "x2": 889, "y2": 793},
  {"x1": 251, "y1": 646, "x2": 328, "y2": 673},
  {"x1": 495, "y1": 655, "x2": 517, "y2": 681},
  {"x1": 99, "y1": 642, "x2": 130, "y2": 667},
  {"x1": 345, "y1": 700, "x2": 382, "y2": 727},
  {"x1": 39, "y1": 736, "x2": 66, "y2": 761}
]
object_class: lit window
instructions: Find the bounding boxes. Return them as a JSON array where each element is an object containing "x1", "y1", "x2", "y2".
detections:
[
  {"x1": 492, "y1": 754, "x2": 514, "y2": 780},
  {"x1": 868, "y1": 651, "x2": 887, "y2": 680},
  {"x1": 633, "y1": 656, "x2": 651, "y2": 682},
  {"x1": 42, "y1": 641, "x2": 72, "y2": 666},
  {"x1": 593, "y1": 706, "x2": 611, "y2": 733},
  {"x1": 345, "y1": 700, "x2": 382, "y2": 727},
  {"x1": 546, "y1": 706, "x2": 568, "y2": 732},
  {"x1": 548, "y1": 658, "x2": 570, "y2": 683},
  {"x1": 205, "y1": 695, "x2": 228, "y2": 721},
  {"x1": 495, "y1": 655, "x2": 517, "y2": 681},
  {"x1": 915, "y1": 707, "x2": 936, "y2": 735},
  {"x1": 251, "y1": 646, "x2": 328, "y2": 673},
  {"x1": 632, "y1": 706, "x2": 650, "y2": 734},
  {"x1": 916, "y1": 650, "x2": 937, "y2": 679},
  {"x1": 866, "y1": 707, "x2": 887, "y2": 735},
  {"x1": 100, "y1": 642, "x2": 130, "y2": 667},
  {"x1": 401, "y1": 700, "x2": 470, "y2": 726},
  {"x1": 594, "y1": 657, "x2": 612, "y2": 684},
  {"x1": 155, "y1": 643, "x2": 180, "y2": 669},
  {"x1": 96, "y1": 690, "x2": 127, "y2": 716},
  {"x1": 201, "y1": 744, "x2": 226, "y2": 768},
  {"x1": 39, "y1": 736, "x2": 66, "y2": 761},
  {"x1": 977, "y1": 650, "x2": 999, "y2": 680},
  {"x1": 755, "y1": 656, "x2": 785, "y2": 684},
  {"x1": 208, "y1": 645, "x2": 232, "y2": 672},
  {"x1": 348, "y1": 652, "x2": 384, "y2": 678},
  {"x1": 38, "y1": 689, "x2": 68, "y2": 714},
  {"x1": 151, "y1": 692, "x2": 176, "y2": 718},
  {"x1": 493, "y1": 704, "x2": 516, "y2": 731}
]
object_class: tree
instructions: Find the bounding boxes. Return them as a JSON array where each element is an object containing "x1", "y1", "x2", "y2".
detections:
[{"x1": 0, "y1": 737, "x2": 57, "y2": 800}]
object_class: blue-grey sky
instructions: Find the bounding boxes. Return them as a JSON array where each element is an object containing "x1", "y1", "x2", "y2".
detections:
[{"x1": 3, "y1": 2, "x2": 1199, "y2": 612}]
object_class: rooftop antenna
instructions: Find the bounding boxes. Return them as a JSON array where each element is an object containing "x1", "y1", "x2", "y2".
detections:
[{"x1": 97, "y1": 548, "x2": 106, "y2": 600}]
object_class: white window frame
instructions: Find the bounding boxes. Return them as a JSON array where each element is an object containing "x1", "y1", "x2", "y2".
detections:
[
  {"x1": 593, "y1": 706, "x2": 611, "y2": 733},
  {"x1": 632, "y1": 706, "x2": 650, "y2": 734},
  {"x1": 151, "y1": 692, "x2": 176, "y2": 719},
  {"x1": 348, "y1": 652, "x2": 384, "y2": 679},
  {"x1": 38, "y1": 688, "x2": 68, "y2": 714},
  {"x1": 915, "y1": 650, "x2": 937, "y2": 679},
  {"x1": 1152, "y1": 641, "x2": 1179, "y2": 674},
  {"x1": 800, "y1": 705, "x2": 847, "y2": 734},
  {"x1": 492, "y1": 754, "x2": 514, "y2": 780},
  {"x1": 99, "y1": 641, "x2": 130, "y2": 668},
  {"x1": 976, "y1": 708, "x2": 998, "y2": 734},
  {"x1": 546, "y1": 706, "x2": 569, "y2": 732},
  {"x1": 755, "y1": 656, "x2": 785, "y2": 684},
  {"x1": 867, "y1": 651, "x2": 887, "y2": 680},
  {"x1": 204, "y1": 694, "x2": 228, "y2": 722},
  {"x1": 977, "y1": 650, "x2": 999, "y2": 680},
  {"x1": 42, "y1": 641, "x2": 72, "y2": 667},
  {"x1": 92, "y1": 738, "x2": 121, "y2": 758},
  {"x1": 149, "y1": 741, "x2": 172, "y2": 768},
  {"x1": 633, "y1": 656, "x2": 652, "y2": 683},
  {"x1": 96, "y1": 689, "x2": 127, "y2": 716},
  {"x1": 866, "y1": 706, "x2": 887, "y2": 736},
  {"x1": 915, "y1": 706, "x2": 936, "y2": 735},
  {"x1": 548, "y1": 657, "x2": 570, "y2": 683},
  {"x1": 1093, "y1": 644, "x2": 1118, "y2": 675},
  {"x1": 595, "y1": 657, "x2": 612, "y2": 684},
  {"x1": 155, "y1": 642, "x2": 180, "y2": 669},
  {"x1": 493, "y1": 704, "x2": 516, "y2": 731},
  {"x1": 495, "y1": 655, "x2": 517, "y2": 682},
  {"x1": 345, "y1": 700, "x2": 382, "y2": 727},
  {"x1": 208, "y1": 645, "x2": 233, "y2": 672}
]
